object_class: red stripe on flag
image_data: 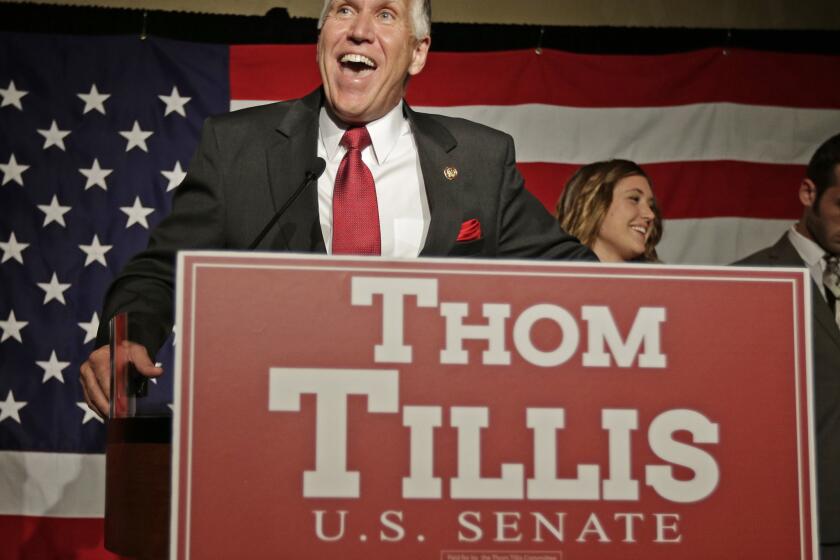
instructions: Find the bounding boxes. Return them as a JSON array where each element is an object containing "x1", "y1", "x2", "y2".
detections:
[
  {"x1": 230, "y1": 45, "x2": 840, "y2": 109},
  {"x1": 230, "y1": 44, "x2": 320, "y2": 101},
  {"x1": 413, "y1": 49, "x2": 840, "y2": 108},
  {"x1": 520, "y1": 161, "x2": 804, "y2": 219},
  {"x1": 0, "y1": 515, "x2": 123, "y2": 560}
]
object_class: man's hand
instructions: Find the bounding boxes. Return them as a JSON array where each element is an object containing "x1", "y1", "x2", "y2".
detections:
[{"x1": 79, "y1": 342, "x2": 164, "y2": 418}]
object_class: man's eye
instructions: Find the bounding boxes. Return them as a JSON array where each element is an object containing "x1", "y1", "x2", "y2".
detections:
[
  {"x1": 336, "y1": 6, "x2": 353, "y2": 16},
  {"x1": 378, "y1": 10, "x2": 395, "y2": 21}
]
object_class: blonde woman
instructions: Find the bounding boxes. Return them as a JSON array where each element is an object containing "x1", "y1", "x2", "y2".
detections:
[{"x1": 556, "y1": 159, "x2": 662, "y2": 263}]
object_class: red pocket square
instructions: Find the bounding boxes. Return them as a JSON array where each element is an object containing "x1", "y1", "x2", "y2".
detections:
[{"x1": 456, "y1": 219, "x2": 482, "y2": 242}]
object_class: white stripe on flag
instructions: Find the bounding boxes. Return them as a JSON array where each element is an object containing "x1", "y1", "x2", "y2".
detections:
[
  {"x1": 229, "y1": 100, "x2": 840, "y2": 165},
  {"x1": 0, "y1": 451, "x2": 105, "y2": 518},
  {"x1": 658, "y1": 217, "x2": 791, "y2": 265}
]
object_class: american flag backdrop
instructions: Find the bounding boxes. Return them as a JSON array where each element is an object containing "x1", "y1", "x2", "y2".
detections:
[
  {"x1": 2, "y1": 30, "x2": 840, "y2": 559},
  {"x1": 0, "y1": 33, "x2": 228, "y2": 559}
]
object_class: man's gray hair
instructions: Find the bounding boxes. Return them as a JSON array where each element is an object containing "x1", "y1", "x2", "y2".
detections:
[{"x1": 317, "y1": 0, "x2": 431, "y2": 40}]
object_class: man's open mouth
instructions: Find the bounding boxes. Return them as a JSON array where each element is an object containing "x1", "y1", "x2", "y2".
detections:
[{"x1": 340, "y1": 53, "x2": 377, "y2": 73}]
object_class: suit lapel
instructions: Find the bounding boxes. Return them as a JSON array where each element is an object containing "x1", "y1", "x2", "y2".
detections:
[
  {"x1": 407, "y1": 107, "x2": 462, "y2": 256},
  {"x1": 765, "y1": 233, "x2": 802, "y2": 264},
  {"x1": 813, "y1": 288, "x2": 840, "y2": 351},
  {"x1": 769, "y1": 235, "x2": 840, "y2": 350},
  {"x1": 265, "y1": 89, "x2": 326, "y2": 253}
]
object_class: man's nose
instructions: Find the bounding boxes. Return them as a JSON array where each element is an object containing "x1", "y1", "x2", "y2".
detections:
[{"x1": 347, "y1": 11, "x2": 375, "y2": 42}]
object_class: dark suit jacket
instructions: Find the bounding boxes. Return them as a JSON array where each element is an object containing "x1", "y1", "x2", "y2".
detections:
[
  {"x1": 95, "y1": 89, "x2": 594, "y2": 353},
  {"x1": 738, "y1": 234, "x2": 840, "y2": 544}
]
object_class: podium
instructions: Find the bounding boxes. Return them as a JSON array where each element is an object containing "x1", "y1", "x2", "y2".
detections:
[
  {"x1": 106, "y1": 253, "x2": 819, "y2": 559},
  {"x1": 104, "y1": 313, "x2": 172, "y2": 559}
]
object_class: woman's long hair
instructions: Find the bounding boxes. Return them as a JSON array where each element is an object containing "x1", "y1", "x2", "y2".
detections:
[{"x1": 555, "y1": 159, "x2": 662, "y2": 262}]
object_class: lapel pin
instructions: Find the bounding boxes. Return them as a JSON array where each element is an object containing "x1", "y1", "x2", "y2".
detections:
[{"x1": 443, "y1": 166, "x2": 458, "y2": 180}]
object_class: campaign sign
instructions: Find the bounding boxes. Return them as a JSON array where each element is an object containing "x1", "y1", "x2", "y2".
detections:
[{"x1": 171, "y1": 253, "x2": 816, "y2": 559}]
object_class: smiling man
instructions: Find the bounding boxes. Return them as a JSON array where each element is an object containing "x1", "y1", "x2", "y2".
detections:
[
  {"x1": 79, "y1": 0, "x2": 594, "y2": 417},
  {"x1": 737, "y1": 133, "x2": 840, "y2": 558},
  {"x1": 317, "y1": 0, "x2": 429, "y2": 125}
]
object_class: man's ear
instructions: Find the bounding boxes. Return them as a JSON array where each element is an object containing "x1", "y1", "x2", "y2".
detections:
[
  {"x1": 408, "y1": 36, "x2": 431, "y2": 77},
  {"x1": 799, "y1": 178, "x2": 817, "y2": 209}
]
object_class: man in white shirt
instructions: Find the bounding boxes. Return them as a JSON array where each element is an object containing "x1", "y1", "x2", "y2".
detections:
[
  {"x1": 737, "y1": 132, "x2": 840, "y2": 557},
  {"x1": 79, "y1": 0, "x2": 594, "y2": 416},
  {"x1": 317, "y1": 100, "x2": 430, "y2": 257}
]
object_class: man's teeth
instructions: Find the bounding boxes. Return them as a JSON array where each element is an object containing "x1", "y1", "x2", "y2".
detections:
[{"x1": 341, "y1": 54, "x2": 376, "y2": 68}]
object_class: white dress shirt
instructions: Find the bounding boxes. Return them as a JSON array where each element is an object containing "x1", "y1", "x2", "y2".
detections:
[
  {"x1": 788, "y1": 225, "x2": 832, "y2": 302},
  {"x1": 317, "y1": 102, "x2": 430, "y2": 258}
]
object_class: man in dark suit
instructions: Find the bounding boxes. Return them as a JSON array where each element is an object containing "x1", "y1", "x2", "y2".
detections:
[
  {"x1": 737, "y1": 133, "x2": 840, "y2": 558},
  {"x1": 79, "y1": 0, "x2": 594, "y2": 416}
]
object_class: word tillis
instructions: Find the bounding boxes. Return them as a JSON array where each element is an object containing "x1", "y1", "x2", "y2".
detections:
[{"x1": 268, "y1": 276, "x2": 720, "y2": 504}]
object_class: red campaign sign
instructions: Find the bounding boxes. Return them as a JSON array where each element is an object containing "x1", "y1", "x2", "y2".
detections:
[{"x1": 171, "y1": 253, "x2": 817, "y2": 560}]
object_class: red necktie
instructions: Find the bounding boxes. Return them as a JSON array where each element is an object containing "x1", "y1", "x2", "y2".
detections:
[{"x1": 332, "y1": 127, "x2": 381, "y2": 255}]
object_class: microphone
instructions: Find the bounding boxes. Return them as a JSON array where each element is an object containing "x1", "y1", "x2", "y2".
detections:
[{"x1": 247, "y1": 157, "x2": 327, "y2": 250}]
